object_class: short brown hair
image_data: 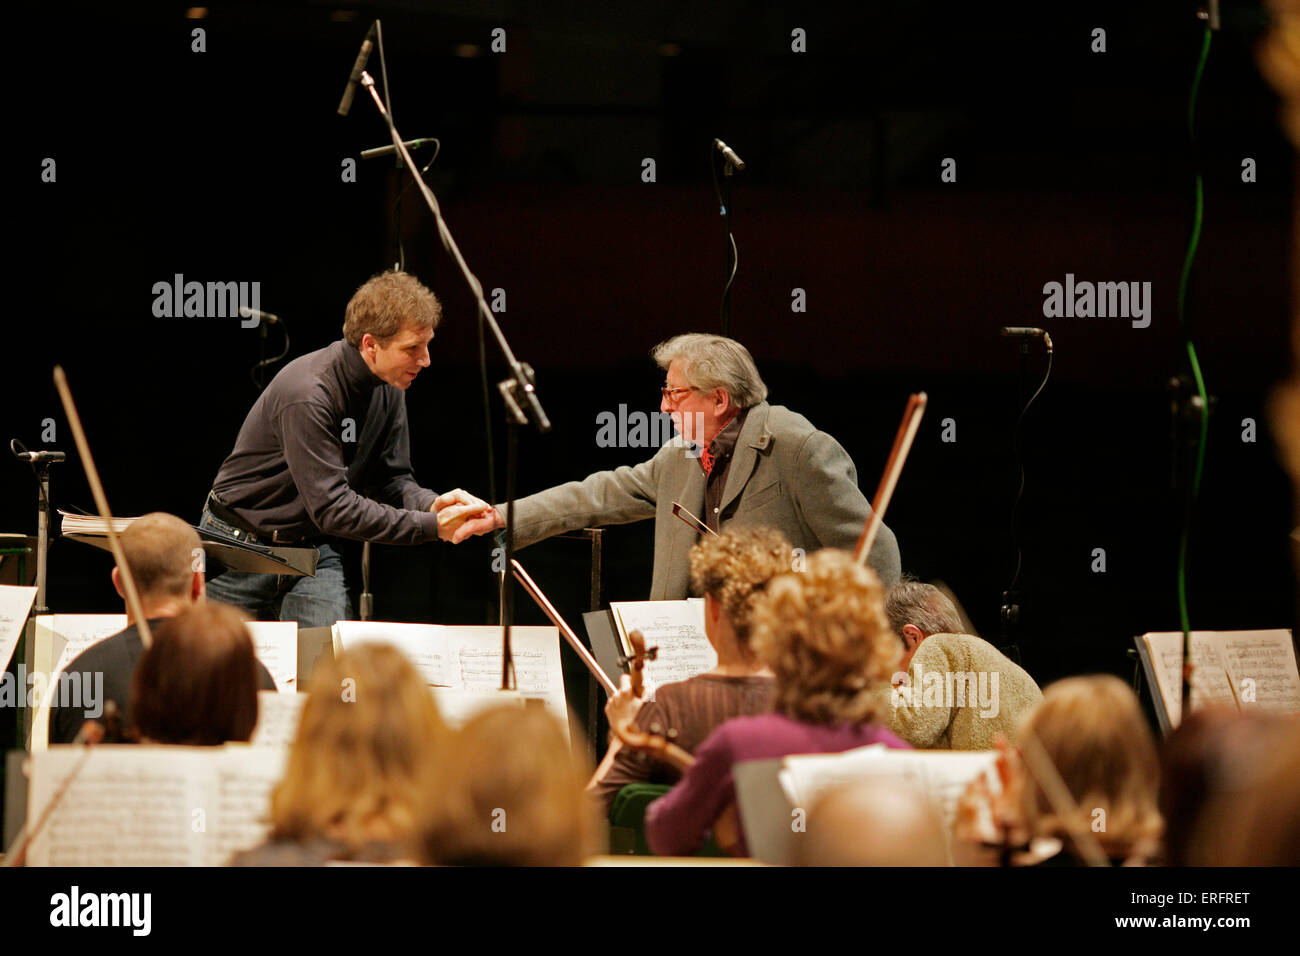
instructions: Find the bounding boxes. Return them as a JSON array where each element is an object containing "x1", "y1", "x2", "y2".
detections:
[
  {"x1": 750, "y1": 549, "x2": 900, "y2": 725},
  {"x1": 342, "y1": 270, "x2": 442, "y2": 347},
  {"x1": 130, "y1": 603, "x2": 259, "y2": 745},
  {"x1": 689, "y1": 527, "x2": 794, "y2": 651},
  {"x1": 421, "y1": 706, "x2": 594, "y2": 866},
  {"x1": 268, "y1": 643, "x2": 447, "y2": 857},
  {"x1": 119, "y1": 512, "x2": 201, "y2": 600},
  {"x1": 1017, "y1": 675, "x2": 1164, "y2": 861}
]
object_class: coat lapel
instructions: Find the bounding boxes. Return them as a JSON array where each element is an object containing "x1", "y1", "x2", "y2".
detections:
[{"x1": 719, "y1": 402, "x2": 772, "y2": 515}]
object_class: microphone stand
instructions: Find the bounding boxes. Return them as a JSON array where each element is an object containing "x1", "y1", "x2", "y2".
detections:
[
  {"x1": 10, "y1": 445, "x2": 61, "y2": 746},
  {"x1": 358, "y1": 72, "x2": 551, "y2": 691}
]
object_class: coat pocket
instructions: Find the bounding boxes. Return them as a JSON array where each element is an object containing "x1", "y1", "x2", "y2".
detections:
[{"x1": 739, "y1": 479, "x2": 782, "y2": 511}]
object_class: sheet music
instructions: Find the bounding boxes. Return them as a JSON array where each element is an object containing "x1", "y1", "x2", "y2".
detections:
[
  {"x1": 332, "y1": 622, "x2": 568, "y2": 731},
  {"x1": 27, "y1": 745, "x2": 284, "y2": 866},
  {"x1": 47, "y1": 614, "x2": 127, "y2": 677},
  {"x1": 610, "y1": 599, "x2": 716, "y2": 698},
  {"x1": 208, "y1": 747, "x2": 286, "y2": 865},
  {"x1": 1217, "y1": 629, "x2": 1300, "y2": 713},
  {"x1": 778, "y1": 746, "x2": 998, "y2": 828},
  {"x1": 248, "y1": 690, "x2": 306, "y2": 748},
  {"x1": 246, "y1": 621, "x2": 298, "y2": 692},
  {"x1": 332, "y1": 621, "x2": 449, "y2": 686},
  {"x1": 0, "y1": 584, "x2": 37, "y2": 670},
  {"x1": 57, "y1": 510, "x2": 138, "y2": 535},
  {"x1": 1141, "y1": 632, "x2": 1255, "y2": 727},
  {"x1": 430, "y1": 688, "x2": 526, "y2": 727}
]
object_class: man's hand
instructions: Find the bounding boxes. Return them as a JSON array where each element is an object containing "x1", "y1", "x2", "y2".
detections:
[{"x1": 432, "y1": 489, "x2": 497, "y2": 543}]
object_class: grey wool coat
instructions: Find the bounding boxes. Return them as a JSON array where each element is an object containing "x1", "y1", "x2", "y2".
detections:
[{"x1": 504, "y1": 402, "x2": 902, "y2": 600}]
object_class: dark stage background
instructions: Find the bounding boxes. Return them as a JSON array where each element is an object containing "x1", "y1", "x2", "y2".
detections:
[{"x1": 4, "y1": 2, "x2": 1296, "y2": 739}]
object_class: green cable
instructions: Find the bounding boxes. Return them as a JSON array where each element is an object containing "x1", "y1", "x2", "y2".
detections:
[{"x1": 1177, "y1": 26, "x2": 1212, "y2": 645}]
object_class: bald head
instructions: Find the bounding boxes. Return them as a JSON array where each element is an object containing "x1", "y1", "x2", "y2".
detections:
[
  {"x1": 115, "y1": 512, "x2": 203, "y2": 604},
  {"x1": 796, "y1": 780, "x2": 950, "y2": 867}
]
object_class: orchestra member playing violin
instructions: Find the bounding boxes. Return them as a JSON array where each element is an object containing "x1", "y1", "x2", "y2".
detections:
[
  {"x1": 644, "y1": 549, "x2": 910, "y2": 857},
  {"x1": 588, "y1": 527, "x2": 791, "y2": 811}
]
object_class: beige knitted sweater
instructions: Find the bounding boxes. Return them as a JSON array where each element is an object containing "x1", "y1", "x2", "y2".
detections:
[{"x1": 879, "y1": 632, "x2": 1043, "y2": 750}]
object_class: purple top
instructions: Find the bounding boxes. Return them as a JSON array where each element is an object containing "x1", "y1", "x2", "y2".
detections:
[{"x1": 644, "y1": 712, "x2": 911, "y2": 857}]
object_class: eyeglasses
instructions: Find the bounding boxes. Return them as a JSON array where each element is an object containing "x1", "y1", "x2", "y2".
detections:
[{"x1": 661, "y1": 385, "x2": 700, "y2": 404}]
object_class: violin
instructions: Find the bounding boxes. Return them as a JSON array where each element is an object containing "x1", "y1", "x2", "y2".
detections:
[{"x1": 609, "y1": 630, "x2": 743, "y2": 855}]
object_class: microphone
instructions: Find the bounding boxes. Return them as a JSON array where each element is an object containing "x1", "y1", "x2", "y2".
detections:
[
  {"x1": 337, "y1": 23, "x2": 377, "y2": 117},
  {"x1": 1001, "y1": 326, "x2": 1053, "y2": 352},
  {"x1": 239, "y1": 307, "x2": 280, "y2": 326},
  {"x1": 713, "y1": 138, "x2": 746, "y2": 171},
  {"x1": 12, "y1": 448, "x2": 65, "y2": 463},
  {"x1": 361, "y1": 138, "x2": 435, "y2": 160}
]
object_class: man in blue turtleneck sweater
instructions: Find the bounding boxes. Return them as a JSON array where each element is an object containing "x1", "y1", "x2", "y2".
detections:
[{"x1": 199, "y1": 270, "x2": 489, "y2": 627}]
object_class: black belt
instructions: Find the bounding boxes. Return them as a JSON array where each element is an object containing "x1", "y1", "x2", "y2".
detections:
[{"x1": 206, "y1": 492, "x2": 308, "y2": 546}]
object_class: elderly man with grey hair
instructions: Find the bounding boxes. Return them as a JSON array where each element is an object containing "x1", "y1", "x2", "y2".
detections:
[
  {"x1": 881, "y1": 579, "x2": 1042, "y2": 750},
  {"x1": 454, "y1": 333, "x2": 901, "y2": 598}
]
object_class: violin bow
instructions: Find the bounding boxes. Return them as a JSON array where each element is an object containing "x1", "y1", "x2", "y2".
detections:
[
  {"x1": 854, "y1": 392, "x2": 927, "y2": 566},
  {"x1": 52, "y1": 367, "x2": 153, "y2": 649},
  {"x1": 671, "y1": 501, "x2": 716, "y2": 537},
  {"x1": 1016, "y1": 729, "x2": 1111, "y2": 867},
  {"x1": 510, "y1": 558, "x2": 618, "y2": 695}
]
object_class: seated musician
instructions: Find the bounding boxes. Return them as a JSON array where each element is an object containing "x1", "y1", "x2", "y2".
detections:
[
  {"x1": 421, "y1": 707, "x2": 594, "y2": 866},
  {"x1": 130, "y1": 604, "x2": 261, "y2": 745},
  {"x1": 644, "y1": 549, "x2": 910, "y2": 857},
  {"x1": 230, "y1": 643, "x2": 447, "y2": 866},
  {"x1": 955, "y1": 675, "x2": 1164, "y2": 867},
  {"x1": 589, "y1": 527, "x2": 789, "y2": 812},
  {"x1": 48, "y1": 512, "x2": 275, "y2": 745},
  {"x1": 881, "y1": 579, "x2": 1042, "y2": 750},
  {"x1": 794, "y1": 778, "x2": 950, "y2": 866},
  {"x1": 452, "y1": 333, "x2": 902, "y2": 597}
]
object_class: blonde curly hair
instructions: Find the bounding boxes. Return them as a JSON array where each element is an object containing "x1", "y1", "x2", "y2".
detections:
[
  {"x1": 750, "y1": 549, "x2": 900, "y2": 724},
  {"x1": 689, "y1": 527, "x2": 795, "y2": 650}
]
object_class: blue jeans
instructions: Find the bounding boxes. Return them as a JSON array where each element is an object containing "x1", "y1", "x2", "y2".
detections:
[{"x1": 199, "y1": 508, "x2": 353, "y2": 627}]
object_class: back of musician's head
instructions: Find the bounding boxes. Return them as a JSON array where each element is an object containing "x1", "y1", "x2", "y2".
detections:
[
  {"x1": 1160, "y1": 708, "x2": 1299, "y2": 865},
  {"x1": 1016, "y1": 675, "x2": 1163, "y2": 861},
  {"x1": 130, "y1": 602, "x2": 259, "y2": 746},
  {"x1": 269, "y1": 642, "x2": 447, "y2": 857},
  {"x1": 652, "y1": 333, "x2": 768, "y2": 408},
  {"x1": 689, "y1": 526, "x2": 794, "y2": 650},
  {"x1": 343, "y1": 270, "x2": 442, "y2": 347},
  {"x1": 1203, "y1": 721, "x2": 1300, "y2": 866},
  {"x1": 117, "y1": 512, "x2": 202, "y2": 602},
  {"x1": 885, "y1": 578, "x2": 964, "y2": 639},
  {"x1": 421, "y1": 706, "x2": 594, "y2": 866},
  {"x1": 796, "y1": 779, "x2": 950, "y2": 866},
  {"x1": 750, "y1": 549, "x2": 900, "y2": 725}
]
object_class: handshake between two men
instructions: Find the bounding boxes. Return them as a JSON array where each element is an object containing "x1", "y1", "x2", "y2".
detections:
[{"x1": 433, "y1": 490, "x2": 503, "y2": 543}]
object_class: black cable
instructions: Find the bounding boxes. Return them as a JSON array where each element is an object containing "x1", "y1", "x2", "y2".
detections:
[
  {"x1": 480, "y1": 285, "x2": 497, "y2": 512},
  {"x1": 392, "y1": 139, "x2": 441, "y2": 273},
  {"x1": 709, "y1": 142, "x2": 739, "y2": 333},
  {"x1": 1007, "y1": 348, "x2": 1053, "y2": 592},
  {"x1": 250, "y1": 323, "x2": 291, "y2": 390}
]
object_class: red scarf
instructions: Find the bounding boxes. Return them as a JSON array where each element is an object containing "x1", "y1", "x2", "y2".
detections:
[{"x1": 699, "y1": 409, "x2": 740, "y2": 475}]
